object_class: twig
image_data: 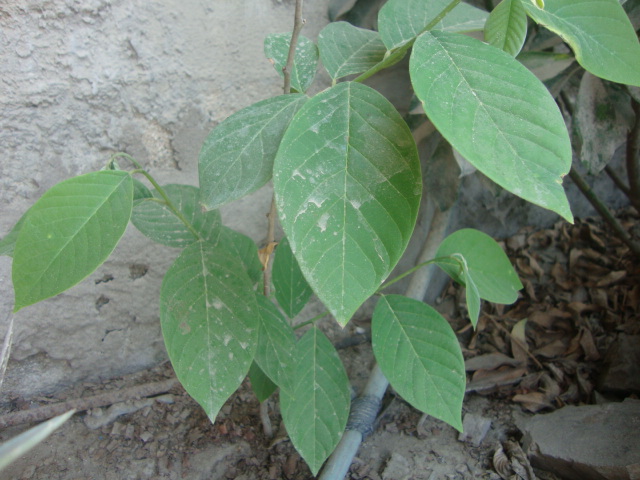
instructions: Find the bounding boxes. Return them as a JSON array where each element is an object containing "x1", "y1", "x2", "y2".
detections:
[
  {"x1": 626, "y1": 98, "x2": 640, "y2": 212},
  {"x1": 569, "y1": 166, "x2": 640, "y2": 257},
  {"x1": 0, "y1": 316, "x2": 14, "y2": 392},
  {"x1": 0, "y1": 378, "x2": 178, "y2": 429},
  {"x1": 319, "y1": 202, "x2": 454, "y2": 480},
  {"x1": 282, "y1": 0, "x2": 305, "y2": 95},
  {"x1": 604, "y1": 165, "x2": 631, "y2": 196}
]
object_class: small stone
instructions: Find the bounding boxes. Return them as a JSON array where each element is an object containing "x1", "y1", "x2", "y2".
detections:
[
  {"x1": 520, "y1": 398, "x2": 640, "y2": 480},
  {"x1": 599, "y1": 335, "x2": 640, "y2": 394},
  {"x1": 140, "y1": 431, "x2": 153, "y2": 442},
  {"x1": 381, "y1": 452, "x2": 412, "y2": 480},
  {"x1": 124, "y1": 424, "x2": 135, "y2": 439},
  {"x1": 458, "y1": 413, "x2": 492, "y2": 447}
]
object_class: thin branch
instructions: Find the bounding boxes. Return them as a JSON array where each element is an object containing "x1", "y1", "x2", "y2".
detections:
[
  {"x1": 0, "y1": 379, "x2": 178, "y2": 429},
  {"x1": 282, "y1": 0, "x2": 305, "y2": 95},
  {"x1": 569, "y1": 166, "x2": 640, "y2": 257},
  {"x1": 626, "y1": 98, "x2": 640, "y2": 211},
  {"x1": 604, "y1": 165, "x2": 631, "y2": 196}
]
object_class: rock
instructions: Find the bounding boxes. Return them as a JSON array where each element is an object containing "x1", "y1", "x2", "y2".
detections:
[
  {"x1": 520, "y1": 398, "x2": 640, "y2": 480},
  {"x1": 599, "y1": 335, "x2": 640, "y2": 394},
  {"x1": 458, "y1": 413, "x2": 492, "y2": 447},
  {"x1": 381, "y1": 452, "x2": 413, "y2": 480}
]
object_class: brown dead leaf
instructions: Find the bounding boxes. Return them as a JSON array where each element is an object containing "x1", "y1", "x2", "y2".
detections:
[
  {"x1": 522, "y1": 278, "x2": 537, "y2": 301},
  {"x1": 532, "y1": 339, "x2": 567, "y2": 359},
  {"x1": 465, "y1": 353, "x2": 523, "y2": 372},
  {"x1": 512, "y1": 392, "x2": 553, "y2": 412},
  {"x1": 466, "y1": 366, "x2": 527, "y2": 393},
  {"x1": 596, "y1": 270, "x2": 626, "y2": 287},
  {"x1": 551, "y1": 263, "x2": 572, "y2": 290},
  {"x1": 578, "y1": 327, "x2": 600, "y2": 361},
  {"x1": 511, "y1": 319, "x2": 529, "y2": 364}
]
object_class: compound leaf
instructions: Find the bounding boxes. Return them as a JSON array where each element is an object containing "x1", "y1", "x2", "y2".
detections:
[
  {"x1": 264, "y1": 33, "x2": 319, "y2": 93},
  {"x1": 254, "y1": 295, "x2": 297, "y2": 394},
  {"x1": 522, "y1": 0, "x2": 640, "y2": 87},
  {"x1": 199, "y1": 94, "x2": 308, "y2": 210},
  {"x1": 318, "y1": 22, "x2": 387, "y2": 80},
  {"x1": 273, "y1": 236, "x2": 314, "y2": 318},
  {"x1": 12, "y1": 171, "x2": 133, "y2": 311},
  {"x1": 160, "y1": 241, "x2": 259, "y2": 422},
  {"x1": 436, "y1": 228, "x2": 522, "y2": 305},
  {"x1": 378, "y1": 0, "x2": 489, "y2": 50},
  {"x1": 280, "y1": 327, "x2": 350, "y2": 475},
  {"x1": 372, "y1": 295, "x2": 465, "y2": 431},
  {"x1": 273, "y1": 82, "x2": 421, "y2": 326},
  {"x1": 485, "y1": 0, "x2": 528, "y2": 57},
  {"x1": 410, "y1": 31, "x2": 573, "y2": 221},
  {"x1": 132, "y1": 184, "x2": 221, "y2": 248}
]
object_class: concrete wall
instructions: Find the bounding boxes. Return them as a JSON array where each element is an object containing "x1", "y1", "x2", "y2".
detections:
[{"x1": 0, "y1": 0, "x2": 331, "y2": 398}]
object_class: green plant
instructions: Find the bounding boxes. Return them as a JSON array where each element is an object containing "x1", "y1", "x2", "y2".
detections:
[{"x1": 2, "y1": 0, "x2": 639, "y2": 476}]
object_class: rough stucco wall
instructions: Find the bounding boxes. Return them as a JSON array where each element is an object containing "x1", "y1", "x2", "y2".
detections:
[{"x1": 0, "y1": 0, "x2": 331, "y2": 398}]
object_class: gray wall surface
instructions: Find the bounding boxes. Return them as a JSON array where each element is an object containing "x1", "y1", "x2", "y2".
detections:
[{"x1": 0, "y1": 0, "x2": 331, "y2": 398}]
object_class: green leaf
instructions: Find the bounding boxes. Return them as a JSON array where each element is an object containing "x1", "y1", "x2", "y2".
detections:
[
  {"x1": 317, "y1": 22, "x2": 387, "y2": 80},
  {"x1": 160, "y1": 240, "x2": 259, "y2": 422},
  {"x1": 378, "y1": 0, "x2": 489, "y2": 50},
  {"x1": 522, "y1": 0, "x2": 640, "y2": 87},
  {"x1": 264, "y1": 33, "x2": 319, "y2": 93},
  {"x1": 132, "y1": 184, "x2": 221, "y2": 248},
  {"x1": 574, "y1": 73, "x2": 634, "y2": 173},
  {"x1": 436, "y1": 228, "x2": 522, "y2": 304},
  {"x1": 0, "y1": 209, "x2": 31, "y2": 257},
  {"x1": 198, "y1": 94, "x2": 308, "y2": 210},
  {"x1": 217, "y1": 227, "x2": 263, "y2": 285},
  {"x1": 485, "y1": 0, "x2": 528, "y2": 57},
  {"x1": 0, "y1": 410, "x2": 75, "y2": 471},
  {"x1": 280, "y1": 327, "x2": 350, "y2": 475},
  {"x1": 254, "y1": 295, "x2": 297, "y2": 394},
  {"x1": 459, "y1": 256, "x2": 482, "y2": 327},
  {"x1": 273, "y1": 236, "x2": 314, "y2": 318},
  {"x1": 410, "y1": 31, "x2": 573, "y2": 221},
  {"x1": 372, "y1": 295, "x2": 465, "y2": 431},
  {"x1": 249, "y1": 362, "x2": 277, "y2": 403},
  {"x1": 273, "y1": 82, "x2": 421, "y2": 326},
  {"x1": 132, "y1": 178, "x2": 153, "y2": 204},
  {"x1": 12, "y1": 171, "x2": 133, "y2": 311}
]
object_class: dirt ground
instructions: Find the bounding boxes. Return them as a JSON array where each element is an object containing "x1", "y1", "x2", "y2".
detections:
[{"x1": 1, "y1": 208, "x2": 638, "y2": 480}]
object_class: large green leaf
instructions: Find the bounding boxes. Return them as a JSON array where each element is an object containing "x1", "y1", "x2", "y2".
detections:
[
  {"x1": 254, "y1": 295, "x2": 297, "y2": 394},
  {"x1": 273, "y1": 82, "x2": 421, "y2": 326},
  {"x1": 317, "y1": 22, "x2": 387, "y2": 80},
  {"x1": 485, "y1": 0, "x2": 528, "y2": 57},
  {"x1": 264, "y1": 33, "x2": 319, "y2": 93},
  {"x1": 272, "y1": 236, "x2": 313, "y2": 318},
  {"x1": 160, "y1": 241, "x2": 259, "y2": 422},
  {"x1": 132, "y1": 184, "x2": 221, "y2": 248},
  {"x1": 372, "y1": 295, "x2": 465, "y2": 431},
  {"x1": 216, "y1": 227, "x2": 263, "y2": 286},
  {"x1": 522, "y1": 0, "x2": 640, "y2": 87},
  {"x1": 410, "y1": 31, "x2": 573, "y2": 221},
  {"x1": 436, "y1": 228, "x2": 522, "y2": 304},
  {"x1": 574, "y1": 73, "x2": 634, "y2": 173},
  {"x1": 248, "y1": 362, "x2": 277, "y2": 403},
  {"x1": 378, "y1": 0, "x2": 489, "y2": 50},
  {"x1": 198, "y1": 94, "x2": 308, "y2": 210},
  {"x1": 12, "y1": 171, "x2": 133, "y2": 311},
  {"x1": 280, "y1": 327, "x2": 350, "y2": 475}
]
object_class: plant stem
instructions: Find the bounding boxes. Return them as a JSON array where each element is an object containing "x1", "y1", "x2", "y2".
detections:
[
  {"x1": 282, "y1": 0, "x2": 305, "y2": 94},
  {"x1": 604, "y1": 165, "x2": 631, "y2": 196},
  {"x1": 293, "y1": 311, "x2": 329, "y2": 330},
  {"x1": 319, "y1": 204, "x2": 453, "y2": 480},
  {"x1": 569, "y1": 166, "x2": 640, "y2": 257},
  {"x1": 626, "y1": 98, "x2": 640, "y2": 211},
  {"x1": 353, "y1": 0, "x2": 461, "y2": 84},
  {"x1": 109, "y1": 153, "x2": 203, "y2": 241}
]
